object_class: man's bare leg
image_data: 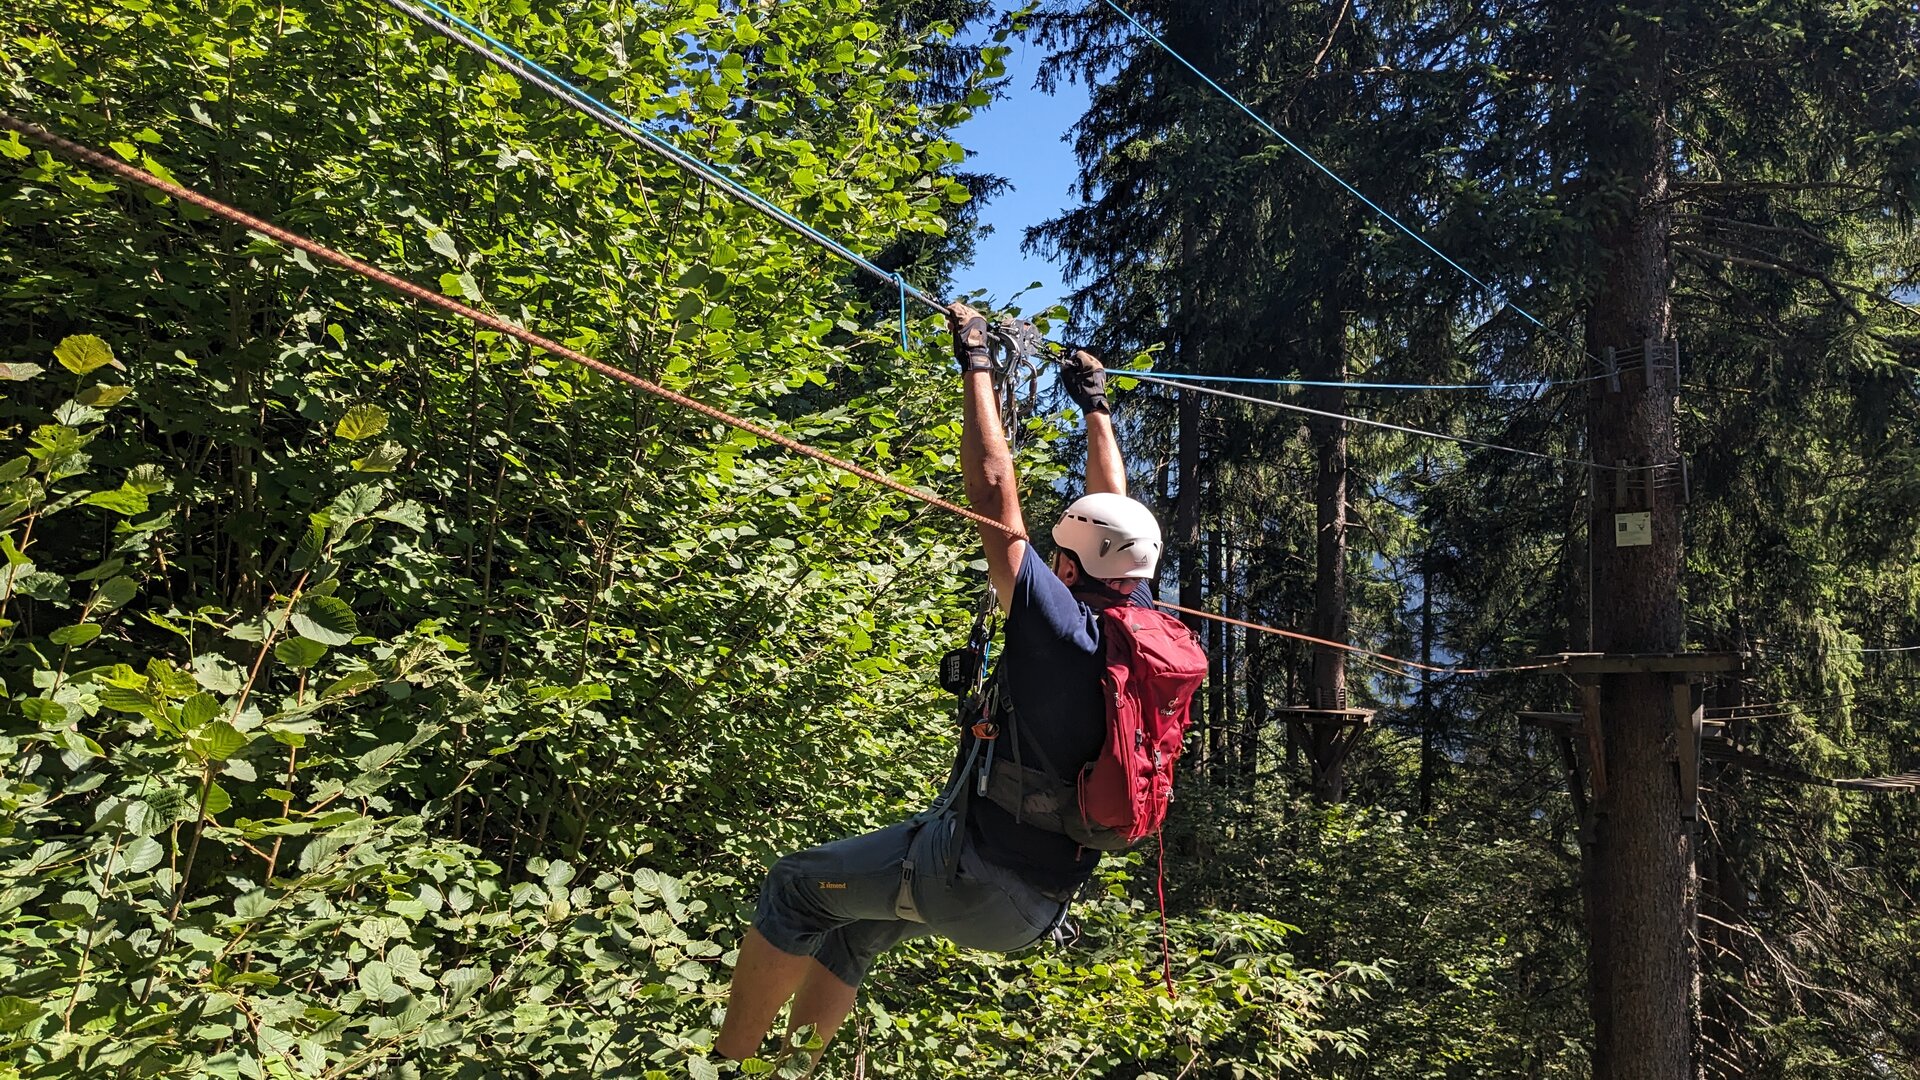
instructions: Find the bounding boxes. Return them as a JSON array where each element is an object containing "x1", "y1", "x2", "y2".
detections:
[
  {"x1": 716, "y1": 927, "x2": 816, "y2": 1060},
  {"x1": 784, "y1": 958, "x2": 859, "y2": 1068}
]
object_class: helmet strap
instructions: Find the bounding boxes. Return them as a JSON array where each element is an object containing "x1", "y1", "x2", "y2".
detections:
[{"x1": 1061, "y1": 550, "x2": 1137, "y2": 606}]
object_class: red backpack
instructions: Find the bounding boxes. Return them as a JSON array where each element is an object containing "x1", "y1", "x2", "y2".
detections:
[{"x1": 982, "y1": 604, "x2": 1209, "y2": 850}]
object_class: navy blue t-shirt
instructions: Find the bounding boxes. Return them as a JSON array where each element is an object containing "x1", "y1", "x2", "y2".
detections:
[{"x1": 963, "y1": 546, "x2": 1154, "y2": 894}]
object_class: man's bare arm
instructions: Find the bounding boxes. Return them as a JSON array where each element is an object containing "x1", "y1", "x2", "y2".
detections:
[
  {"x1": 1084, "y1": 410, "x2": 1127, "y2": 497},
  {"x1": 954, "y1": 307, "x2": 1026, "y2": 608}
]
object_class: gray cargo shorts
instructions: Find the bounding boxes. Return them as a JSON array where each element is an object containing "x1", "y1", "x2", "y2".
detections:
[{"x1": 752, "y1": 815, "x2": 1066, "y2": 988}]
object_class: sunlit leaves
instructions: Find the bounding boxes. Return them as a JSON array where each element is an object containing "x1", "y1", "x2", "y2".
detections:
[
  {"x1": 52, "y1": 334, "x2": 120, "y2": 375},
  {"x1": 187, "y1": 720, "x2": 249, "y2": 761},
  {"x1": 48, "y1": 623, "x2": 101, "y2": 647},
  {"x1": 351, "y1": 440, "x2": 407, "y2": 473},
  {"x1": 290, "y1": 595, "x2": 358, "y2": 646},
  {"x1": 272, "y1": 636, "x2": 328, "y2": 668},
  {"x1": 335, "y1": 404, "x2": 390, "y2": 442},
  {"x1": 426, "y1": 228, "x2": 461, "y2": 264},
  {"x1": 81, "y1": 486, "x2": 148, "y2": 515},
  {"x1": 76, "y1": 384, "x2": 130, "y2": 407}
]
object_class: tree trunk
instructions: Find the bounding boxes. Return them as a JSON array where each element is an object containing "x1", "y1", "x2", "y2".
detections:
[
  {"x1": 1581, "y1": 3, "x2": 1693, "y2": 1072},
  {"x1": 1243, "y1": 632, "x2": 1266, "y2": 790},
  {"x1": 1305, "y1": 304, "x2": 1350, "y2": 804},
  {"x1": 1207, "y1": 526, "x2": 1227, "y2": 781},
  {"x1": 1176, "y1": 387, "x2": 1204, "y2": 631},
  {"x1": 1416, "y1": 527, "x2": 1436, "y2": 820}
]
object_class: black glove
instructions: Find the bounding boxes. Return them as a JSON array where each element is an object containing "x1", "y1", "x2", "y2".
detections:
[
  {"x1": 1061, "y1": 348, "x2": 1110, "y2": 414},
  {"x1": 948, "y1": 303, "x2": 994, "y2": 374}
]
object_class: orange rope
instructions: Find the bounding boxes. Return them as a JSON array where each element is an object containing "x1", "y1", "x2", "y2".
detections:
[
  {"x1": 1153, "y1": 600, "x2": 1567, "y2": 676},
  {"x1": 0, "y1": 115, "x2": 1024, "y2": 540}
]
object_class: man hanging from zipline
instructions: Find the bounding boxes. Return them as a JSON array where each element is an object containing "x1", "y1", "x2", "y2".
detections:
[{"x1": 715, "y1": 302, "x2": 1203, "y2": 1067}]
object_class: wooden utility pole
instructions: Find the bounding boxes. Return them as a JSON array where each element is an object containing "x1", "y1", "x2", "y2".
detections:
[{"x1": 1579, "y1": 2, "x2": 1695, "y2": 1074}]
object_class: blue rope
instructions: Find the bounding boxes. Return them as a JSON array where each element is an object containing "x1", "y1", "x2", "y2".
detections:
[
  {"x1": 1102, "y1": 0, "x2": 1554, "y2": 335},
  {"x1": 897, "y1": 273, "x2": 909, "y2": 351},
  {"x1": 396, "y1": 0, "x2": 946, "y2": 313}
]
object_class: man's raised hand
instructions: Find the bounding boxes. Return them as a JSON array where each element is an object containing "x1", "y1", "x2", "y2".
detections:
[
  {"x1": 948, "y1": 303, "x2": 993, "y2": 374},
  {"x1": 1061, "y1": 348, "x2": 1110, "y2": 415}
]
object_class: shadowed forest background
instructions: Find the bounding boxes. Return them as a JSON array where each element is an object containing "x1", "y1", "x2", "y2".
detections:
[{"x1": 0, "y1": 0, "x2": 1916, "y2": 1077}]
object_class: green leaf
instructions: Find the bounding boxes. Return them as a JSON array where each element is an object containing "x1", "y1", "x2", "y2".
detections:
[
  {"x1": 125, "y1": 464, "x2": 169, "y2": 495},
  {"x1": 49, "y1": 622, "x2": 101, "y2": 647},
  {"x1": 180, "y1": 692, "x2": 223, "y2": 727},
  {"x1": 21, "y1": 698, "x2": 69, "y2": 725},
  {"x1": 96, "y1": 575, "x2": 139, "y2": 611},
  {"x1": 388, "y1": 944, "x2": 427, "y2": 987},
  {"x1": 0, "y1": 363, "x2": 46, "y2": 382},
  {"x1": 53, "y1": 400, "x2": 103, "y2": 427},
  {"x1": 192, "y1": 653, "x2": 245, "y2": 694},
  {"x1": 327, "y1": 483, "x2": 383, "y2": 524},
  {"x1": 291, "y1": 596, "x2": 357, "y2": 646},
  {"x1": 425, "y1": 228, "x2": 461, "y2": 263},
  {"x1": 16, "y1": 571, "x2": 69, "y2": 602},
  {"x1": 320, "y1": 668, "x2": 380, "y2": 699},
  {"x1": 358, "y1": 960, "x2": 402, "y2": 1003},
  {"x1": 352, "y1": 441, "x2": 407, "y2": 473},
  {"x1": 439, "y1": 271, "x2": 483, "y2": 299},
  {"x1": 76, "y1": 384, "x2": 132, "y2": 408},
  {"x1": 82, "y1": 487, "x2": 149, "y2": 515},
  {"x1": 375, "y1": 501, "x2": 429, "y2": 532},
  {"x1": 124, "y1": 800, "x2": 165, "y2": 837},
  {"x1": 0, "y1": 996, "x2": 44, "y2": 1033},
  {"x1": 233, "y1": 889, "x2": 273, "y2": 920},
  {"x1": 273, "y1": 637, "x2": 329, "y2": 669},
  {"x1": 53, "y1": 334, "x2": 122, "y2": 375},
  {"x1": 122, "y1": 836, "x2": 165, "y2": 875},
  {"x1": 335, "y1": 404, "x2": 389, "y2": 442},
  {"x1": 190, "y1": 721, "x2": 250, "y2": 762}
]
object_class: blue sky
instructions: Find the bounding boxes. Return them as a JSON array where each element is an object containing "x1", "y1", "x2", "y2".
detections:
[{"x1": 948, "y1": 29, "x2": 1090, "y2": 318}]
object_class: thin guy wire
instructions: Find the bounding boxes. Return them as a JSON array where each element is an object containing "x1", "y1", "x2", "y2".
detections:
[
  {"x1": 0, "y1": 115, "x2": 1020, "y2": 540},
  {"x1": 381, "y1": 0, "x2": 948, "y2": 314},
  {"x1": 1834, "y1": 643, "x2": 1920, "y2": 654},
  {"x1": 1129, "y1": 368, "x2": 1616, "y2": 392},
  {"x1": 1129, "y1": 373, "x2": 1668, "y2": 472},
  {"x1": 1102, "y1": 0, "x2": 1586, "y2": 356}
]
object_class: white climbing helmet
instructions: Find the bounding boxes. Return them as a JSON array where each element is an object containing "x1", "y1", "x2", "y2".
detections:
[{"x1": 1052, "y1": 493, "x2": 1162, "y2": 580}]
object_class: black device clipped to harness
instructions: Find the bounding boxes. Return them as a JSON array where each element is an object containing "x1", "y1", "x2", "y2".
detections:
[
  {"x1": 937, "y1": 644, "x2": 980, "y2": 697},
  {"x1": 940, "y1": 588, "x2": 999, "y2": 702}
]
